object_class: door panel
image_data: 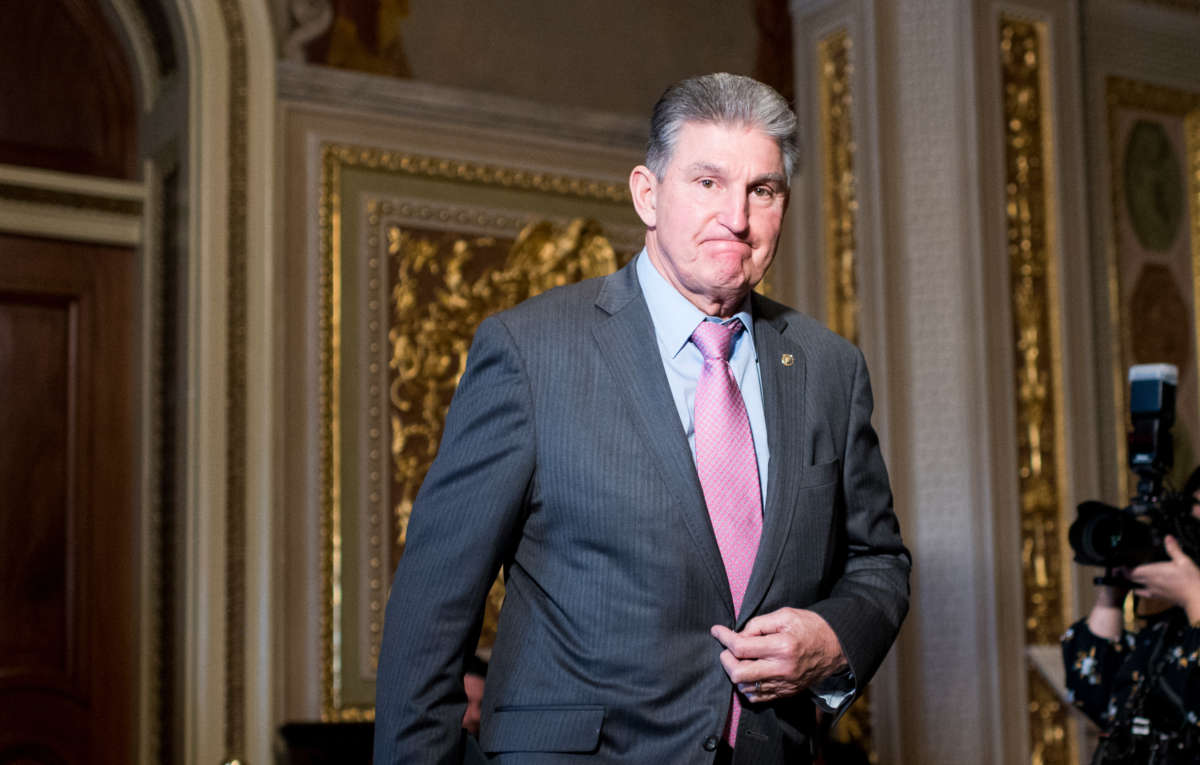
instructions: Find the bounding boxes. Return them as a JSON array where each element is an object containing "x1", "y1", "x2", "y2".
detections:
[{"x1": 0, "y1": 233, "x2": 137, "y2": 765}]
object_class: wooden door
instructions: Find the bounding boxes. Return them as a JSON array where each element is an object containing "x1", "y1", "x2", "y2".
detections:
[{"x1": 0, "y1": 233, "x2": 137, "y2": 765}]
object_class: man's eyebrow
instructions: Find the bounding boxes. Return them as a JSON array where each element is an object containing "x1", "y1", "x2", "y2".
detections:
[
  {"x1": 751, "y1": 172, "x2": 788, "y2": 188},
  {"x1": 684, "y1": 161, "x2": 727, "y2": 176},
  {"x1": 683, "y1": 163, "x2": 787, "y2": 188}
]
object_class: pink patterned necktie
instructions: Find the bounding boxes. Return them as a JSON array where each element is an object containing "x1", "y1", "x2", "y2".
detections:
[{"x1": 691, "y1": 319, "x2": 763, "y2": 747}]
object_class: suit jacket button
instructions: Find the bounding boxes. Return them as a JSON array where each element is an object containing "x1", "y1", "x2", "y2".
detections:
[{"x1": 703, "y1": 735, "x2": 719, "y2": 752}]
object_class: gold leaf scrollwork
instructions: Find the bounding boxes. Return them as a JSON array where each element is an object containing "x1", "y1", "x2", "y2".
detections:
[
  {"x1": 1001, "y1": 16, "x2": 1073, "y2": 765},
  {"x1": 388, "y1": 218, "x2": 622, "y2": 650},
  {"x1": 819, "y1": 30, "x2": 860, "y2": 346},
  {"x1": 320, "y1": 143, "x2": 636, "y2": 721},
  {"x1": 817, "y1": 28, "x2": 874, "y2": 764}
]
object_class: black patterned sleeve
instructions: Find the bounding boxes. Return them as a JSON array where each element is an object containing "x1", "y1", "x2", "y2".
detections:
[
  {"x1": 1061, "y1": 617, "x2": 1135, "y2": 726},
  {"x1": 1161, "y1": 623, "x2": 1200, "y2": 730}
]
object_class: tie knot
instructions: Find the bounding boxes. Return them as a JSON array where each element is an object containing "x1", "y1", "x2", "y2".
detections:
[{"x1": 691, "y1": 319, "x2": 743, "y2": 362}]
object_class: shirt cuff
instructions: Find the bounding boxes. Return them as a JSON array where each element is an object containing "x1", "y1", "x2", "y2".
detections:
[{"x1": 812, "y1": 669, "x2": 856, "y2": 712}]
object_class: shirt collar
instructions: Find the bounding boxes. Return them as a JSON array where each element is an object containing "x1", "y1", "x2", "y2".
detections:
[{"x1": 635, "y1": 250, "x2": 756, "y2": 359}]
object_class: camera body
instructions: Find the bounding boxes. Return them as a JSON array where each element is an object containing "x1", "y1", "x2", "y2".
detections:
[
  {"x1": 1069, "y1": 495, "x2": 1200, "y2": 570},
  {"x1": 1069, "y1": 364, "x2": 1200, "y2": 577}
]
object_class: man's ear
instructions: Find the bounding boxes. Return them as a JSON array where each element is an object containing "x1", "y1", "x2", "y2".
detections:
[{"x1": 629, "y1": 165, "x2": 658, "y2": 228}]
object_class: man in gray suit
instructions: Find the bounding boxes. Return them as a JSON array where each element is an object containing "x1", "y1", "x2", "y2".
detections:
[{"x1": 374, "y1": 72, "x2": 910, "y2": 764}]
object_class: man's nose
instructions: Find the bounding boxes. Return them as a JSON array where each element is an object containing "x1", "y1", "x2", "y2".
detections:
[{"x1": 716, "y1": 191, "x2": 749, "y2": 234}]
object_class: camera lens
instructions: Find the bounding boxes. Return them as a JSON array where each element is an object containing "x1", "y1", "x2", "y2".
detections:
[{"x1": 1069, "y1": 502, "x2": 1157, "y2": 567}]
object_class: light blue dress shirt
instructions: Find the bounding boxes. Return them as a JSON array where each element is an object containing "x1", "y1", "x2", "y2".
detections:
[
  {"x1": 635, "y1": 250, "x2": 855, "y2": 711},
  {"x1": 636, "y1": 251, "x2": 770, "y2": 504}
]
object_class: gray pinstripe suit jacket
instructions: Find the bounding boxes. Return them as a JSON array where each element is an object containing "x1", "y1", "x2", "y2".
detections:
[{"x1": 374, "y1": 259, "x2": 910, "y2": 764}]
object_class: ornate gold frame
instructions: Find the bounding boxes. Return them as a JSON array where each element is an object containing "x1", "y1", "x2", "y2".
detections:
[
  {"x1": 816, "y1": 25, "x2": 875, "y2": 762},
  {"x1": 999, "y1": 16, "x2": 1075, "y2": 765},
  {"x1": 318, "y1": 143, "x2": 636, "y2": 720},
  {"x1": 819, "y1": 29, "x2": 860, "y2": 346}
]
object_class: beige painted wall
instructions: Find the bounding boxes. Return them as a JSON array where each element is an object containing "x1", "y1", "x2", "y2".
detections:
[
  {"x1": 402, "y1": 0, "x2": 760, "y2": 116},
  {"x1": 273, "y1": 0, "x2": 764, "y2": 117}
]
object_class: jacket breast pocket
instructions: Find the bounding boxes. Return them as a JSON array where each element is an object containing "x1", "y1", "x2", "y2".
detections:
[
  {"x1": 795, "y1": 458, "x2": 839, "y2": 489},
  {"x1": 481, "y1": 705, "x2": 605, "y2": 753}
]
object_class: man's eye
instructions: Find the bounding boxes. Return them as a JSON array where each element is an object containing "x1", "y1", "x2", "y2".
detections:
[
  {"x1": 699, "y1": 179, "x2": 716, "y2": 188},
  {"x1": 752, "y1": 185, "x2": 775, "y2": 198}
]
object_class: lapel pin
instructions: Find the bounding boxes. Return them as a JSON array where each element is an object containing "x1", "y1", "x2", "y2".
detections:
[{"x1": 781, "y1": 353, "x2": 794, "y2": 367}]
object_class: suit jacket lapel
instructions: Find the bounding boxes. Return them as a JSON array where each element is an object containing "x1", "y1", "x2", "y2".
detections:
[
  {"x1": 591, "y1": 262, "x2": 734, "y2": 617},
  {"x1": 738, "y1": 300, "x2": 807, "y2": 627}
]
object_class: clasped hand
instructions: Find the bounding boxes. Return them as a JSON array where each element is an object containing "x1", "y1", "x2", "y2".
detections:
[{"x1": 710, "y1": 607, "x2": 847, "y2": 704}]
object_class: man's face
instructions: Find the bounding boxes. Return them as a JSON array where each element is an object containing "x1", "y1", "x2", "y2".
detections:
[{"x1": 631, "y1": 120, "x2": 788, "y2": 317}]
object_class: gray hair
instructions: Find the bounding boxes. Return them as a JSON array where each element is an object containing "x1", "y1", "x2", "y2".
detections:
[{"x1": 645, "y1": 72, "x2": 800, "y2": 185}]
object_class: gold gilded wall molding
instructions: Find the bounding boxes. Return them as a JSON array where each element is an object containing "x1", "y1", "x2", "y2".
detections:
[
  {"x1": 818, "y1": 28, "x2": 860, "y2": 346},
  {"x1": 218, "y1": 0, "x2": 249, "y2": 757},
  {"x1": 383, "y1": 216, "x2": 621, "y2": 665},
  {"x1": 363, "y1": 199, "x2": 388, "y2": 680},
  {"x1": 359, "y1": 197, "x2": 637, "y2": 679},
  {"x1": 816, "y1": 27, "x2": 873, "y2": 762},
  {"x1": 371, "y1": 194, "x2": 646, "y2": 253},
  {"x1": 319, "y1": 145, "x2": 346, "y2": 718},
  {"x1": 321, "y1": 144, "x2": 631, "y2": 204},
  {"x1": 1105, "y1": 77, "x2": 1200, "y2": 504},
  {"x1": 1000, "y1": 16, "x2": 1074, "y2": 765}
]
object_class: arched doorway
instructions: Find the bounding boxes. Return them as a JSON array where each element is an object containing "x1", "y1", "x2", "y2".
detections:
[
  {"x1": 0, "y1": 2, "x2": 145, "y2": 763},
  {"x1": 2, "y1": 0, "x2": 328, "y2": 762}
]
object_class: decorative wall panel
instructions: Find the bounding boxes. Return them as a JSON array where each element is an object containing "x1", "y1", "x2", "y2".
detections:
[
  {"x1": 819, "y1": 29, "x2": 860, "y2": 347},
  {"x1": 318, "y1": 143, "x2": 641, "y2": 720},
  {"x1": 999, "y1": 15, "x2": 1074, "y2": 765},
  {"x1": 816, "y1": 23, "x2": 873, "y2": 763},
  {"x1": 0, "y1": 235, "x2": 138, "y2": 765},
  {"x1": 1105, "y1": 77, "x2": 1200, "y2": 501}
]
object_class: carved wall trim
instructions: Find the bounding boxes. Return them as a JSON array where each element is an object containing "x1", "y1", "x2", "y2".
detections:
[
  {"x1": 818, "y1": 28, "x2": 860, "y2": 345},
  {"x1": 215, "y1": 0, "x2": 250, "y2": 760},
  {"x1": 320, "y1": 144, "x2": 631, "y2": 204},
  {"x1": 107, "y1": 0, "x2": 164, "y2": 111},
  {"x1": 0, "y1": 163, "x2": 144, "y2": 209},
  {"x1": 998, "y1": 14, "x2": 1075, "y2": 765},
  {"x1": 793, "y1": 1, "x2": 896, "y2": 761},
  {"x1": 0, "y1": 163, "x2": 145, "y2": 245},
  {"x1": 277, "y1": 60, "x2": 647, "y2": 153},
  {"x1": 283, "y1": 0, "x2": 333, "y2": 60}
]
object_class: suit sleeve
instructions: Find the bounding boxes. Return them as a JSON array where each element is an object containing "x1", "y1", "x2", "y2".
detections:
[
  {"x1": 374, "y1": 316, "x2": 536, "y2": 764},
  {"x1": 807, "y1": 347, "x2": 911, "y2": 697}
]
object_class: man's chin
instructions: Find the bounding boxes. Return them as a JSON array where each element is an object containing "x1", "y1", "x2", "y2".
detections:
[
  {"x1": 707, "y1": 266, "x2": 764, "y2": 296},
  {"x1": 705, "y1": 279, "x2": 759, "y2": 310}
]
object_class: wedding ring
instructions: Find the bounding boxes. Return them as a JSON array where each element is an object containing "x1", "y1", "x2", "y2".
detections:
[{"x1": 754, "y1": 680, "x2": 761, "y2": 692}]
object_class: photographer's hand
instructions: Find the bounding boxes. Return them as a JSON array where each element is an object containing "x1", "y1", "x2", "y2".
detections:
[{"x1": 1129, "y1": 534, "x2": 1200, "y2": 624}]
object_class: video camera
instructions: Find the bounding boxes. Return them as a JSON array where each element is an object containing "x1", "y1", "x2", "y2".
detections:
[{"x1": 1068, "y1": 364, "x2": 1200, "y2": 585}]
